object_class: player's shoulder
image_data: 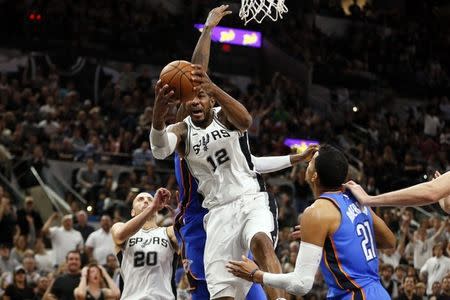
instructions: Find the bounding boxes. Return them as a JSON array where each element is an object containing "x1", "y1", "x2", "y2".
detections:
[{"x1": 303, "y1": 198, "x2": 340, "y2": 223}]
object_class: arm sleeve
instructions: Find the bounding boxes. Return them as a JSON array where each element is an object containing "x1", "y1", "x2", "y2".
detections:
[
  {"x1": 251, "y1": 155, "x2": 291, "y2": 174},
  {"x1": 262, "y1": 242, "x2": 322, "y2": 296},
  {"x1": 149, "y1": 125, "x2": 178, "y2": 159}
]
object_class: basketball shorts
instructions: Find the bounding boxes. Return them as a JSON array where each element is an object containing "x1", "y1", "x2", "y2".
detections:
[
  {"x1": 327, "y1": 282, "x2": 391, "y2": 300},
  {"x1": 203, "y1": 192, "x2": 275, "y2": 299}
]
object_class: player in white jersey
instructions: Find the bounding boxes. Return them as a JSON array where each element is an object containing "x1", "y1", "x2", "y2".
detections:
[
  {"x1": 111, "y1": 188, "x2": 178, "y2": 300},
  {"x1": 150, "y1": 67, "x2": 287, "y2": 299}
]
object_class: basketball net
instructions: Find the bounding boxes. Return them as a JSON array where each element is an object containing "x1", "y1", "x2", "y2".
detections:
[{"x1": 239, "y1": 0, "x2": 288, "y2": 25}]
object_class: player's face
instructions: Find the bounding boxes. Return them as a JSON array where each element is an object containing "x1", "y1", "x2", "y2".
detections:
[
  {"x1": 186, "y1": 89, "x2": 214, "y2": 125},
  {"x1": 131, "y1": 192, "x2": 154, "y2": 217},
  {"x1": 305, "y1": 152, "x2": 319, "y2": 186}
]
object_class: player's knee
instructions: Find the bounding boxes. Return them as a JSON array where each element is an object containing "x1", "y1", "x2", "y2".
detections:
[{"x1": 250, "y1": 232, "x2": 272, "y2": 255}]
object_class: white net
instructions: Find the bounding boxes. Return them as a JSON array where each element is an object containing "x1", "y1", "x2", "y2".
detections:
[{"x1": 239, "y1": 0, "x2": 288, "y2": 25}]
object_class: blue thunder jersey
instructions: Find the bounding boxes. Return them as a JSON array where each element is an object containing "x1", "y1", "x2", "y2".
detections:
[
  {"x1": 174, "y1": 152, "x2": 208, "y2": 281},
  {"x1": 319, "y1": 192, "x2": 390, "y2": 300}
]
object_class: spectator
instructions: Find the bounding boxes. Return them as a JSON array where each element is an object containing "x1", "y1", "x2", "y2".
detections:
[
  {"x1": 75, "y1": 159, "x2": 100, "y2": 202},
  {"x1": 103, "y1": 254, "x2": 119, "y2": 281},
  {"x1": 396, "y1": 275, "x2": 421, "y2": 300},
  {"x1": 0, "y1": 244, "x2": 19, "y2": 274},
  {"x1": 74, "y1": 211, "x2": 95, "y2": 243},
  {"x1": 16, "y1": 196, "x2": 43, "y2": 238},
  {"x1": 424, "y1": 106, "x2": 442, "y2": 137},
  {"x1": 415, "y1": 282, "x2": 427, "y2": 300},
  {"x1": 3, "y1": 265, "x2": 35, "y2": 300},
  {"x1": 420, "y1": 241, "x2": 450, "y2": 296},
  {"x1": 85, "y1": 215, "x2": 114, "y2": 265},
  {"x1": 10, "y1": 235, "x2": 30, "y2": 263},
  {"x1": 22, "y1": 256, "x2": 40, "y2": 286},
  {"x1": 380, "y1": 264, "x2": 399, "y2": 298},
  {"x1": 34, "y1": 276, "x2": 50, "y2": 300},
  {"x1": 33, "y1": 238, "x2": 53, "y2": 273},
  {"x1": 73, "y1": 263, "x2": 120, "y2": 300},
  {"x1": 430, "y1": 281, "x2": 442, "y2": 299},
  {"x1": 0, "y1": 196, "x2": 17, "y2": 247},
  {"x1": 44, "y1": 250, "x2": 81, "y2": 300},
  {"x1": 132, "y1": 141, "x2": 154, "y2": 168},
  {"x1": 438, "y1": 276, "x2": 450, "y2": 300},
  {"x1": 41, "y1": 213, "x2": 84, "y2": 266}
]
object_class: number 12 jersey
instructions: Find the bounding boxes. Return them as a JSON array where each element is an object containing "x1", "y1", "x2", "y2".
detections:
[{"x1": 183, "y1": 107, "x2": 264, "y2": 210}]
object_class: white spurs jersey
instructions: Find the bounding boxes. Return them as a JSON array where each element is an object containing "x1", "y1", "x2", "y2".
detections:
[
  {"x1": 117, "y1": 227, "x2": 175, "y2": 300},
  {"x1": 183, "y1": 107, "x2": 264, "y2": 209}
]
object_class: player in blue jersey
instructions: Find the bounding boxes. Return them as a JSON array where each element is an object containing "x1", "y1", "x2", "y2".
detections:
[
  {"x1": 228, "y1": 145, "x2": 396, "y2": 299},
  {"x1": 174, "y1": 149, "x2": 319, "y2": 300}
]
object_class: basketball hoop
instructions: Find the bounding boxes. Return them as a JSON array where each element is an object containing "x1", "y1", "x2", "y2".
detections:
[{"x1": 239, "y1": 0, "x2": 288, "y2": 25}]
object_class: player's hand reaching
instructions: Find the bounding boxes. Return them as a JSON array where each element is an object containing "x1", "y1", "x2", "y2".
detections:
[
  {"x1": 343, "y1": 180, "x2": 371, "y2": 205},
  {"x1": 205, "y1": 5, "x2": 232, "y2": 28},
  {"x1": 191, "y1": 65, "x2": 216, "y2": 94},
  {"x1": 300, "y1": 144, "x2": 319, "y2": 162},
  {"x1": 152, "y1": 80, "x2": 178, "y2": 128},
  {"x1": 152, "y1": 188, "x2": 172, "y2": 212},
  {"x1": 292, "y1": 225, "x2": 302, "y2": 240},
  {"x1": 227, "y1": 255, "x2": 263, "y2": 284}
]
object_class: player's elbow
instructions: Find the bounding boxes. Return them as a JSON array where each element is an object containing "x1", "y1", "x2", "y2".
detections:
[
  {"x1": 150, "y1": 146, "x2": 169, "y2": 160},
  {"x1": 287, "y1": 276, "x2": 314, "y2": 296}
]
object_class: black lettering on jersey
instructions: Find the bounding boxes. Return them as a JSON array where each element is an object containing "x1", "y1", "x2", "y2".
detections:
[
  {"x1": 220, "y1": 129, "x2": 230, "y2": 138},
  {"x1": 129, "y1": 237, "x2": 143, "y2": 247},
  {"x1": 211, "y1": 130, "x2": 221, "y2": 140},
  {"x1": 152, "y1": 237, "x2": 160, "y2": 245},
  {"x1": 202, "y1": 134, "x2": 210, "y2": 151},
  {"x1": 142, "y1": 239, "x2": 151, "y2": 248},
  {"x1": 193, "y1": 144, "x2": 200, "y2": 155},
  {"x1": 161, "y1": 239, "x2": 168, "y2": 248}
]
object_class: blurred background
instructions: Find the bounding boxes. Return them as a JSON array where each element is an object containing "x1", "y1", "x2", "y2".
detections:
[{"x1": 0, "y1": 0, "x2": 449, "y2": 299}]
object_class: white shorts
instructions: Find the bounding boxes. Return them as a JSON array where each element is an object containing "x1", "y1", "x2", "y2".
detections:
[{"x1": 203, "y1": 192, "x2": 275, "y2": 299}]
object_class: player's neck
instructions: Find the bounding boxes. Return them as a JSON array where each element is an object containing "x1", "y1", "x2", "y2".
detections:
[
  {"x1": 142, "y1": 220, "x2": 157, "y2": 230},
  {"x1": 314, "y1": 186, "x2": 342, "y2": 199}
]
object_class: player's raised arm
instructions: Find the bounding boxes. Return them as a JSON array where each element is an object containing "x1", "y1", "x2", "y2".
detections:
[
  {"x1": 111, "y1": 188, "x2": 170, "y2": 246},
  {"x1": 191, "y1": 65, "x2": 252, "y2": 131},
  {"x1": 150, "y1": 80, "x2": 187, "y2": 159},
  {"x1": 192, "y1": 5, "x2": 231, "y2": 70},
  {"x1": 344, "y1": 171, "x2": 450, "y2": 209}
]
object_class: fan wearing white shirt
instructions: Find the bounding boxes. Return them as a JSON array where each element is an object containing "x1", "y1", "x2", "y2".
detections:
[
  {"x1": 85, "y1": 215, "x2": 115, "y2": 265},
  {"x1": 42, "y1": 213, "x2": 84, "y2": 266},
  {"x1": 420, "y1": 239, "x2": 450, "y2": 295}
]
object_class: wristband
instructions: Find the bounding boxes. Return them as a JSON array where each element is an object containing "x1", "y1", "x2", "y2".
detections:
[{"x1": 250, "y1": 268, "x2": 259, "y2": 282}]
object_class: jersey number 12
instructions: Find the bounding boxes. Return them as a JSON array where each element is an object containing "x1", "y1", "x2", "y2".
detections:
[
  {"x1": 356, "y1": 221, "x2": 376, "y2": 261},
  {"x1": 207, "y1": 149, "x2": 230, "y2": 172}
]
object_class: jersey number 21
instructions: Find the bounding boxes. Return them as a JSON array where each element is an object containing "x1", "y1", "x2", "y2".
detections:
[{"x1": 356, "y1": 221, "x2": 376, "y2": 261}]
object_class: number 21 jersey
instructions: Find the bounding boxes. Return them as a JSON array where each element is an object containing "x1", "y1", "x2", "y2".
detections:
[
  {"x1": 117, "y1": 227, "x2": 175, "y2": 300},
  {"x1": 183, "y1": 107, "x2": 263, "y2": 210}
]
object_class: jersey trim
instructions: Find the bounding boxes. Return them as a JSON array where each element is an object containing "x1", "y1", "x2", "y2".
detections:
[
  {"x1": 238, "y1": 132, "x2": 266, "y2": 192},
  {"x1": 185, "y1": 124, "x2": 191, "y2": 156},
  {"x1": 213, "y1": 111, "x2": 229, "y2": 131},
  {"x1": 323, "y1": 235, "x2": 366, "y2": 300}
]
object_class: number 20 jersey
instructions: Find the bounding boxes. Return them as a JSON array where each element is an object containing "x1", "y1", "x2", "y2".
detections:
[
  {"x1": 117, "y1": 227, "x2": 175, "y2": 300},
  {"x1": 319, "y1": 192, "x2": 389, "y2": 300},
  {"x1": 183, "y1": 107, "x2": 263, "y2": 210}
]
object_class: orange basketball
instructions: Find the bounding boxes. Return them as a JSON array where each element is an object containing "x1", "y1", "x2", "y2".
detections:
[{"x1": 159, "y1": 60, "x2": 196, "y2": 102}]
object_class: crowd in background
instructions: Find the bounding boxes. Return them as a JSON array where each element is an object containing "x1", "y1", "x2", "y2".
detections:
[{"x1": 0, "y1": 0, "x2": 449, "y2": 299}]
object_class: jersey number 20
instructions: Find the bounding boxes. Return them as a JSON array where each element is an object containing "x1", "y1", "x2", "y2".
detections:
[
  {"x1": 134, "y1": 251, "x2": 157, "y2": 267},
  {"x1": 356, "y1": 221, "x2": 376, "y2": 261}
]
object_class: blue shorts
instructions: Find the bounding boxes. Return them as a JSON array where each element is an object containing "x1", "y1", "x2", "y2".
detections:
[
  {"x1": 327, "y1": 282, "x2": 390, "y2": 300},
  {"x1": 191, "y1": 279, "x2": 266, "y2": 300}
]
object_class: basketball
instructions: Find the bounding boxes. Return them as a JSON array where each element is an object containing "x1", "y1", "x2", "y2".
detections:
[{"x1": 159, "y1": 60, "x2": 196, "y2": 102}]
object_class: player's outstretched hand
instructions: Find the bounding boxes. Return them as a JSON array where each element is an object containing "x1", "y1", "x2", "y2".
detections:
[
  {"x1": 226, "y1": 255, "x2": 262, "y2": 283},
  {"x1": 153, "y1": 80, "x2": 178, "y2": 121},
  {"x1": 343, "y1": 180, "x2": 370, "y2": 206},
  {"x1": 153, "y1": 188, "x2": 172, "y2": 212},
  {"x1": 191, "y1": 65, "x2": 215, "y2": 94},
  {"x1": 205, "y1": 5, "x2": 232, "y2": 28},
  {"x1": 301, "y1": 144, "x2": 319, "y2": 162}
]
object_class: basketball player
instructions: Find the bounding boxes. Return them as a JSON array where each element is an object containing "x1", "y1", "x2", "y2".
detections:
[
  {"x1": 151, "y1": 69, "x2": 286, "y2": 299},
  {"x1": 174, "y1": 147, "x2": 318, "y2": 300},
  {"x1": 227, "y1": 145, "x2": 396, "y2": 299},
  {"x1": 111, "y1": 188, "x2": 178, "y2": 300},
  {"x1": 344, "y1": 171, "x2": 450, "y2": 213}
]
